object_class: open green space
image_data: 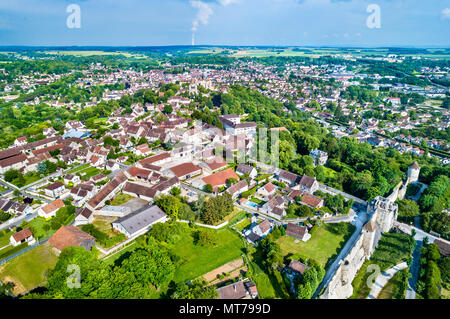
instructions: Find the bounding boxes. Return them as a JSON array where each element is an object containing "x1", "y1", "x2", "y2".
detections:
[
  {"x1": 0, "y1": 243, "x2": 58, "y2": 295},
  {"x1": 109, "y1": 192, "x2": 133, "y2": 206},
  {"x1": 0, "y1": 229, "x2": 12, "y2": 248},
  {"x1": 66, "y1": 163, "x2": 89, "y2": 174},
  {"x1": 276, "y1": 223, "x2": 355, "y2": 269},
  {"x1": 167, "y1": 227, "x2": 245, "y2": 283}
]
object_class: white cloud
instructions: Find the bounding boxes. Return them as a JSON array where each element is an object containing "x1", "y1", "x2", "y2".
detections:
[
  {"x1": 190, "y1": 0, "x2": 214, "y2": 31},
  {"x1": 441, "y1": 8, "x2": 450, "y2": 20},
  {"x1": 219, "y1": 0, "x2": 241, "y2": 6}
]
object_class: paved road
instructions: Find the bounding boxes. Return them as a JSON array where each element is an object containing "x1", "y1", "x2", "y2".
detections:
[
  {"x1": 0, "y1": 212, "x2": 38, "y2": 232},
  {"x1": 406, "y1": 240, "x2": 423, "y2": 299},
  {"x1": 367, "y1": 262, "x2": 408, "y2": 299}
]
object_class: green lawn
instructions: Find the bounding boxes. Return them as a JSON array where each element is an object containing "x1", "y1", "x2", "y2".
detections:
[
  {"x1": 249, "y1": 249, "x2": 291, "y2": 299},
  {"x1": 110, "y1": 192, "x2": 133, "y2": 206},
  {"x1": 276, "y1": 223, "x2": 355, "y2": 269},
  {"x1": 77, "y1": 166, "x2": 101, "y2": 180},
  {"x1": 167, "y1": 227, "x2": 245, "y2": 283},
  {"x1": 0, "y1": 229, "x2": 12, "y2": 248},
  {"x1": 252, "y1": 272, "x2": 290, "y2": 299},
  {"x1": 66, "y1": 163, "x2": 89, "y2": 174},
  {"x1": 0, "y1": 243, "x2": 28, "y2": 260},
  {"x1": 235, "y1": 218, "x2": 251, "y2": 232},
  {"x1": 0, "y1": 243, "x2": 58, "y2": 296},
  {"x1": 351, "y1": 232, "x2": 414, "y2": 299}
]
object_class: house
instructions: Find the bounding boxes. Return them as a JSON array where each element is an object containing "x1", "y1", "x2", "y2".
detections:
[
  {"x1": 91, "y1": 174, "x2": 108, "y2": 184},
  {"x1": 286, "y1": 223, "x2": 311, "y2": 242},
  {"x1": 287, "y1": 190, "x2": 324, "y2": 209},
  {"x1": 227, "y1": 179, "x2": 249, "y2": 199},
  {"x1": 86, "y1": 172, "x2": 128, "y2": 210},
  {"x1": 64, "y1": 174, "x2": 81, "y2": 185},
  {"x1": 217, "y1": 281, "x2": 251, "y2": 299},
  {"x1": 14, "y1": 136, "x2": 28, "y2": 147},
  {"x1": 0, "y1": 153, "x2": 27, "y2": 174},
  {"x1": 201, "y1": 156, "x2": 228, "y2": 173},
  {"x1": 245, "y1": 281, "x2": 258, "y2": 299},
  {"x1": 257, "y1": 182, "x2": 276, "y2": 199},
  {"x1": 299, "y1": 175, "x2": 319, "y2": 193},
  {"x1": 245, "y1": 219, "x2": 272, "y2": 244},
  {"x1": 138, "y1": 152, "x2": 171, "y2": 167},
  {"x1": 38, "y1": 199, "x2": 65, "y2": 219},
  {"x1": 105, "y1": 160, "x2": 120, "y2": 172},
  {"x1": 74, "y1": 207, "x2": 94, "y2": 226},
  {"x1": 112, "y1": 205, "x2": 168, "y2": 238},
  {"x1": 201, "y1": 168, "x2": 239, "y2": 191},
  {"x1": 10, "y1": 228, "x2": 36, "y2": 247},
  {"x1": 168, "y1": 162, "x2": 202, "y2": 180},
  {"x1": 49, "y1": 225, "x2": 95, "y2": 253},
  {"x1": 219, "y1": 115, "x2": 257, "y2": 135},
  {"x1": 135, "y1": 143, "x2": 152, "y2": 156},
  {"x1": 261, "y1": 196, "x2": 285, "y2": 219},
  {"x1": 236, "y1": 164, "x2": 257, "y2": 178},
  {"x1": 44, "y1": 182, "x2": 66, "y2": 198},
  {"x1": 122, "y1": 182, "x2": 159, "y2": 201},
  {"x1": 309, "y1": 149, "x2": 328, "y2": 166},
  {"x1": 287, "y1": 259, "x2": 310, "y2": 276},
  {"x1": 278, "y1": 170, "x2": 301, "y2": 187},
  {"x1": 125, "y1": 166, "x2": 153, "y2": 181}
]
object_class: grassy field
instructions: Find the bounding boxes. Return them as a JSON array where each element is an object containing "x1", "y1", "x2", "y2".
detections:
[
  {"x1": 249, "y1": 249, "x2": 291, "y2": 299},
  {"x1": 110, "y1": 192, "x2": 133, "y2": 206},
  {"x1": 77, "y1": 166, "x2": 102, "y2": 180},
  {"x1": 276, "y1": 223, "x2": 355, "y2": 269},
  {"x1": 234, "y1": 218, "x2": 251, "y2": 232},
  {"x1": 351, "y1": 232, "x2": 414, "y2": 299},
  {"x1": 167, "y1": 227, "x2": 245, "y2": 283},
  {"x1": 0, "y1": 229, "x2": 12, "y2": 248},
  {"x1": 66, "y1": 163, "x2": 89, "y2": 174},
  {"x1": 92, "y1": 216, "x2": 117, "y2": 235},
  {"x1": 0, "y1": 243, "x2": 58, "y2": 296}
]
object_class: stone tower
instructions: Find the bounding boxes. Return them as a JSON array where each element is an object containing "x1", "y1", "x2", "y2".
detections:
[
  {"x1": 369, "y1": 196, "x2": 398, "y2": 233},
  {"x1": 407, "y1": 161, "x2": 420, "y2": 183}
]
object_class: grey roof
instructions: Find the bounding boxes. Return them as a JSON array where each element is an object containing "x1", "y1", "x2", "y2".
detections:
[
  {"x1": 101, "y1": 205, "x2": 131, "y2": 213},
  {"x1": 113, "y1": 205, "x2": 167, "y2": 235}
]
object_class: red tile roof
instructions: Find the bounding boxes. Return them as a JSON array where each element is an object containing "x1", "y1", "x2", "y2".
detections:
[
  {"x1": 41, "y1": 199, "x2": 65, "y2": 215},
  {"x1": 169, "y1": 162, "x2": 201, "y2": 178},
  {"x1": 202, "y1": 168, "x2": 239, "y2": 187},
  {"x1": 49, "y1": 226, "x2": 95, "y2": 251},
  {"x1": 12, "y1": 228, "x2": 33, "y2": 242}
]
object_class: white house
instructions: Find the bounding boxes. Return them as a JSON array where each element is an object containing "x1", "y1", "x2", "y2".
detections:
[
  {"x1": 44, "y1": 182, "x2": 66, "y2": 198},
  {"x1": 10, "y1": 228, "x2": 36, "y2": 247}
]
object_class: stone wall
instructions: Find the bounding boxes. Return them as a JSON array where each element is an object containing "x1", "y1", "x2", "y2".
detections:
[{"x1": 320, "y1": 195, "x2": 397, "y2": 299}]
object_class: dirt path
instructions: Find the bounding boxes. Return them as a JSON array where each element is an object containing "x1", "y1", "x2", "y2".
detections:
[
  {"x1": 1, "y1": 275, "x2": 26, "y2": 296},
  {"x1": 203, "y1": 258, "x2": 244, "y2": 282}
]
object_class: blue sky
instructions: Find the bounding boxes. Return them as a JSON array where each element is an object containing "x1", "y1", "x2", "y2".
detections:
[{"x1": 0, "y1": 0, "x2": 449, "y2": 47}]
